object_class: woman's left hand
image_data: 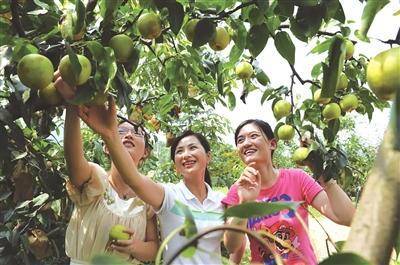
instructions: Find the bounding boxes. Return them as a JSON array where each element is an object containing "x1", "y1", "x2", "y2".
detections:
[
  {"x1": 109, "y1": 228, "x2": 140, "y2": 256},
  {"x1": 77, "y1": 97, "x2": 118, "y2": 140}
]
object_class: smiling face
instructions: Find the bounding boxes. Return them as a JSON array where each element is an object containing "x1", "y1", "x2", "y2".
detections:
[
  {"x1": 173, "y1": 135, "x2": 211, "y2": 179},
  {"x1": 236, "y1": 123, "x2": 276, "y2": 165},
  {"x1": 116, "y1": 122, "x2": 148, "y2": 165}
]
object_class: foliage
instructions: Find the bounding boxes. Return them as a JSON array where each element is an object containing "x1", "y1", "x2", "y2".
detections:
[{"x1": 0, "y1": 0, "x2": 398, "y2": 264}]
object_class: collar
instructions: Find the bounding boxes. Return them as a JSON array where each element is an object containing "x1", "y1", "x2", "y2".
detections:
[{"x1": 178, "y1": 181, "x2": 220, "y2": 203}]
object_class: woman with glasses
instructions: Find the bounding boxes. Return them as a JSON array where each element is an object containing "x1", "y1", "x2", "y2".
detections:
[
  {"x1": 54, "y1": 72, "x2": 159, "y2": 265},
  {"x1": 222, "y1": 119, "x2": 355, "y2": 265},
  {"x1": 73, "y1": 99, "x2": 228, "y2": 264}
]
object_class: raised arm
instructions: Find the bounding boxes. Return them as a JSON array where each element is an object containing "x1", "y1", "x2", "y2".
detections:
[
  {"x1": 63, "y1": 106, "x2": 92, "y2": 187},
  {"x1": 55, "y1": 72, "x2": 91, "y2": 188},
  {"x1": 311, "y1": 179, "x2": 355, "y2": 226},
  {"x1": 77, "y1": 99, "x2": 165, "y2": 210}
]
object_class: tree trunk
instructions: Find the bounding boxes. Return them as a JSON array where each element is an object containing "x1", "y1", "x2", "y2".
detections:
[{"x1": 344, "y1": 128, "x2": 400, "y2": 265}]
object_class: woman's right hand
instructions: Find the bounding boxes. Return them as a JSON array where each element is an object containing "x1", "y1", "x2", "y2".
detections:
[
  {"x1": 54, "y1": 70, "x2": 77, "y2": 101},
  {"x1": 237, "y1": 163, "x2": 261, "y2": 203},
  {"x1": 54, "y1": 70, "x2": 118, "y2": 139}
]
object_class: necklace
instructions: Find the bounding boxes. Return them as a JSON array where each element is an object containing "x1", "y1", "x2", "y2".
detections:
[{"x1": 108, "y1": 176, "x2": 131, "y2": 200}]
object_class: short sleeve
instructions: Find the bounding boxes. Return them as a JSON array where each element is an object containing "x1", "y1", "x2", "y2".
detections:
[
  {"x1": 154, "y1": 183, "x2": 174, "y2": 215},
  {"x1": 221, "y1": 184, "x2": 240, "y2": 207},
  {"x1": 298, "y1": 170, "x2": 323, "y2": 205},
  {"x1": 65, "y1": 162, "x2": 108, "y2": 206}
]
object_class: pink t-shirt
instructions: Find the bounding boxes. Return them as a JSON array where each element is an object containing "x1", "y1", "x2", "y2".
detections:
[{"x1": 222, "y1": 168, "x2": 323, "y2": 265}]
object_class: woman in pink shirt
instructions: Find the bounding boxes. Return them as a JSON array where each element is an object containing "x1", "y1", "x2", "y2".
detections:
[{"x1": 223, "y1": 119, "x2": 355, "y2": 265}]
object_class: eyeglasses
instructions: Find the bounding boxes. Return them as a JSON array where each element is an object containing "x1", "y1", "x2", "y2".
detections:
[{"x1": 118, "y1": 127, "x2": 145, "y2": 137}]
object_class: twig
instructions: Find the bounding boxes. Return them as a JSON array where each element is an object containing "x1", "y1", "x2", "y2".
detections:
[
  {"x1": 289, "y1": 64, "x2": 321, "y2": 88},
  {"x1": 120, "y1": 9, "x2": 144, "y2": 34},
  {"x1": 217, "y1": 0, "x2": 257, "y2": 19},
  {"x1": 167, "y1": 33, "x2": 179, "y2": 54},
  {"x1": 278, "y1": 25, "x2": 340, "y2": 38},
  {"x1": 141, "y1": 39, "x2": 165, "y2": 67},
  {"x1": 289, "y1": 74, "x2": 302, "y2": 139},
  {"x1": 307, "y1": 209, "x2": 339, "y2": 252},
  {"x1": 10, "y1": 0, "x2": 25, "y2": 37}
]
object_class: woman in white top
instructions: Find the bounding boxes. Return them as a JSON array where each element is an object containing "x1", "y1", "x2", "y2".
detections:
[
  {"x1": 77, "y1": 99, "x2": 226, "y2": 265},
  {"x1": 55, "y1": 73, "x2": 159, "y2": 264}
]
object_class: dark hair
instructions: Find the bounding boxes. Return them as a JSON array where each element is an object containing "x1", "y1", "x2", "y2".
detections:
[
  {"x1": 170, "y1": 130, "x2": 212, "y2": 187},
  {"x1": 234, "y1": 119, "x2": 275, "y2": 156}
]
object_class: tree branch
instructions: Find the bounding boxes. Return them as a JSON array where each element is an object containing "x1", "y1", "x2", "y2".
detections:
[
  {"x1": 10, "y1": 0, "x2": 25, "y2": 37},
  {"x1": 289, "y1": 73, "x2": 302, "y2": 139},
  {"x1": 289, "y1": 64, "x2": 321, "y2": 88},
  {"x1": 141, "y1": 39, "x2": 165, "y2": 67}
]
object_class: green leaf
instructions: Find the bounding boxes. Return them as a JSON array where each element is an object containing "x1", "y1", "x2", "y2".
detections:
[
  {"x1": 229, "y1": 19, "x2": 247, "y2": 49},
  {"x1": 310, "y1": 37, "x2": 333, "y2": 54},
  {"x1": 124, "y1": 47, "x2": 140, "y2": 74},
  {"x1": 395, "y1": 229, "x2": 400, "y2": 260},
  {"x1": 321, "y1": 36, "x2": 345, "y2": 98},
  {"x1": 32, "y1": 193, "x2": 49, "y2": 208},
  {"x1": 326, "y1": 119, "x2": 340, "y2": 143},
  {"x1": 256, "y1": 70, "x2": 270, "y2": 86},
  {"x1": 192, "y1": 18, "x2": 216, "y2": 48},
  {"x1": 67, "y1": 79, "x2": 97, "y2": 105},
  {"x1": 67, "y1": 47, "x2": 82, "y2": 82},
  {"x1": 322, "y1": 0, "x2": 340, "y2": 22},
  {"x1": 91, "y1": 254, "x2": 130, "y2": 265},
  {"x1": 319, "y1": 252, "x2": 371, "y2": 265},
  {"x1": 11, "y1": 40, "x2": 38, "y2": 62},
  {"x1": 274, "y1": 31, "x2": 295, "y2": 65},
  {"x1": 274, "y1": 0, "x2": 294, "y2": 20},
  {"x1": 99, "y1": 0, "x2": 122, "y2": 20},
  {"x1": 261, "y1": 89, "x2": 273, "y2": 104},
  {"x1": 248, "y1": 7, "x2": 265, "y2": 26},
  {"x1": 74, "y1": 0, "x2": 86, "y2": 35},
  {"x1": 227, "y1": 91, "x2": 236, "y2": 111},
  {"x1": 167, "y1": 2, "x2": 184, "y2": 35},
  {"x1": 333, "y1": 2, "x2": 345, "y2": 23},
  {"x1": 246, "y1": 23, "x2": 269, "y2": 57},
  {"x1": 294, "y1": 0, "x2": 319, "y2": 7},
  {"x1": 181, "y1": 246, "x2": 196, "y2": 258},
  {"x1": 217, "y1": 73, "x2": 224, "y2": 95},
  {"x1": 224, "y1": 201, "x2": 301, "y2": 219},
  {"x1": 290, "y1": 5, "x2": 324, "y2": 42},
  {"x1": 355, "y1": 0, "x2": 389, "y2": 42},
  {"x1": 87, "y1": 41, "x2": 117, "y2": 91},
  {"x1": 311, "y1": 63, "x2": 322, "y2": 78},
  {"x1": 228, "y1": 45, "x2": 244, "y2": 67},
  {"x1": 174, "y1": 201, "x2": 197, "y2": 238}
]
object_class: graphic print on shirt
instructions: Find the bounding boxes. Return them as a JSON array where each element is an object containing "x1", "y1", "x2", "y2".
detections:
[
  {"x1": 248, "y1": 193, "x2": 300, "y2": 265},
  {"x1": 253, "y1": 221, "x2": 299, "y2": 265}
]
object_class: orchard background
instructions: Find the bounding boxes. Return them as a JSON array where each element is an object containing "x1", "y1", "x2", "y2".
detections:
[{"x1": 0, "y1": 0, "x2": 399, "y2": 264}]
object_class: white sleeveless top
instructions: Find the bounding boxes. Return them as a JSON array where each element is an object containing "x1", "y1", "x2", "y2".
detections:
[{"x1": 65, "y1": 162, "x2": 148, "y2": 264}]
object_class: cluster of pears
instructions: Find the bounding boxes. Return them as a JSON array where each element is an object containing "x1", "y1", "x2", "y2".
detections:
[
  {"x1": 313, "y1": 73, "x2": 360, "y2": 121},
  {"x1": 109, "y1": 12, "x2": 161, "y2": 64},
  {"x1": 271, "y1": 100, "x2": 296, "y2": 141},
  {"x1": 184, "y1": 19, "x2": 230, "y2": 51},
  {"x1": 17, "y1": 53, "x2": 91, "y2": 105}
]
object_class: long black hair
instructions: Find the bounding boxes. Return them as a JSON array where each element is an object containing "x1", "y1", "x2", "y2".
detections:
[
  {"x1": 170, "y1": 130, "x2": 212, "y2": 187},
  {"x1": 234, "y1": 119, "x2": 275, "y2": 156}
]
